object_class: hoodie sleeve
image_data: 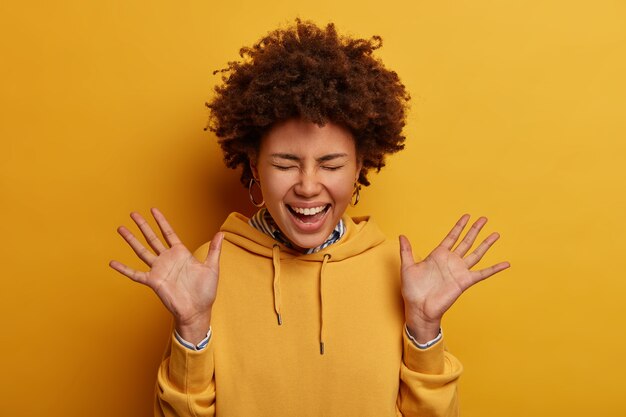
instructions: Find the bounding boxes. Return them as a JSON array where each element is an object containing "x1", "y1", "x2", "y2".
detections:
[
  {"x1": 396, "y1": 331, "x2": 463, "y2": 417},
  {"x1": 154, "y1": 333, "x2": 216, "y2": 417}
]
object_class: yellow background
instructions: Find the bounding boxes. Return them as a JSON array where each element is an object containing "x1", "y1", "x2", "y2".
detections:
[{"x1": 1, "y1": 1, "x2": 625, "y2": 416}]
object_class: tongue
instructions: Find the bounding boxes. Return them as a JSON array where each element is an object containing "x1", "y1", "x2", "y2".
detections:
[{"x1": 294, "y1": 210, "x2": 326, "y2": 224}]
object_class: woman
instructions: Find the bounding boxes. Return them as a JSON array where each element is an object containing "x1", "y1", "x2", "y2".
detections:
[{"x1": 110, "y1": 20, "x2": 509, "y2": 417}]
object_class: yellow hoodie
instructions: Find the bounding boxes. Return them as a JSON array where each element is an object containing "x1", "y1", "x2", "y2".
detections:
[{"x1": 155, "y1": 213, "x2": 462, "y2": 417}]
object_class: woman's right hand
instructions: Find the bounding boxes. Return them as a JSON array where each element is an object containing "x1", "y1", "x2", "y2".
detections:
[{"x1": 109, "y1": 208, "x2": 223, "y2": 344}]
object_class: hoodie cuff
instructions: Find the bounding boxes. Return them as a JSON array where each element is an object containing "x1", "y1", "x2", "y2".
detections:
[
  {"x1": 402, "y1": 328, "x2": 446, "y2": 375},
  {"x1": 166, "y1": 332, "x2": 215, "y2": 392}
]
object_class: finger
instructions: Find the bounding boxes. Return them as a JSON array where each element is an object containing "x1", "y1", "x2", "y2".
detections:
[
  {"x1": 151, "y1": 207, "x2": 182, "y2": 247},
  {"x1": 109, "y1": 260, "x2": 149, "y2": 284},
  {"x1": 438, "y1": 214, "x2": 470, "y2": 250},
  {"x1": 453, "y1": 216, "x2": 487, "y2": 257},
  {"x1": 117, "y1": 225, "x2": 157, "y2": 266},
  {"x1": 464, "y1": 232, "x2": 500, "y2": 268},
  {"x1": 469, "y1": 261, "x2": 511, "y2": 284},
  {"x1": 203, "y1": 232, "x2": 224, "y2": 268},
  {"x1": 399, "y1": 235, "x2": 415, "y2": 268},
  {"x1": 130, "y1": 212, "x2": 167, "y2": 254}
]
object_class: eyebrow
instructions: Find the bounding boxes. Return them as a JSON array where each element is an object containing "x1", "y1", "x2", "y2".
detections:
[{"x1": 270, "y1": 153, "x2": 349, "y2": 163}]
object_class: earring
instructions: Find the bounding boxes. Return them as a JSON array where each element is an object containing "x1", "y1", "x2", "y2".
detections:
[
  {"x1": 350, "y1": 183, "x2": 361, "y2": 207},
  {"x1": 248, "y1": 178, "x2": 265, "y2": 208}
]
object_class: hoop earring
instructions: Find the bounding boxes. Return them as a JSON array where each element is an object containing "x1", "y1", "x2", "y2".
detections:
[
  {"x1": 248, "y1": 178, "x2": 265, "y2": 208},
  {"x1": 350, "y1": 183, "x2": 361, "y2": 207}
]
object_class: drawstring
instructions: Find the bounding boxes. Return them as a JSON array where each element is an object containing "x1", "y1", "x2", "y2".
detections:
[
  {"x1": 272, "y1": 244, "x2": 282, "y2": 325},
  {"x1": 270, "y1": 244, "x2": 331, "y2": 355},
  {"x1": 319, "y1": 254, "x2": 331, "y2": 355}
]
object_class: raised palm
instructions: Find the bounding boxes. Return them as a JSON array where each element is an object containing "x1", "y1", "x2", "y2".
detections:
[
  {"x1": 400, "y1": 215, "x2": 509, "y2": 341},
  {"x1": 109, "y1": 208, "x2": 223, "y2": 339}
]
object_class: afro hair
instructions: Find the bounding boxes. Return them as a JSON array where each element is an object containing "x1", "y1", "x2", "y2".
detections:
[{"x1": 206, "y1": 19, "x2": 410, "y2": 187}]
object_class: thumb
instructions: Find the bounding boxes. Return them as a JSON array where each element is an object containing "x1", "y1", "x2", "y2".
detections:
[
  {"x1": 399, "y1": 235, "x2": 415, "y2": 268},
  {"x1": 204, "y1": 232, "x2": 224, "y2": 268}
]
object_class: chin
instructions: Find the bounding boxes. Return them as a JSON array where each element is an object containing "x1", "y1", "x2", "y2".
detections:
[{"x1": 290, "y1": 235, "x2": 328, "y2": 251}]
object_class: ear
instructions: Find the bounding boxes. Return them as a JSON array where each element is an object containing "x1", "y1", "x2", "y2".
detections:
[
  {"x1": 249, "y1": 158, "x2": 259, "y2": 181},
  {"x1": 355, "y1": 159, "x2": 363, "y2": 183}
]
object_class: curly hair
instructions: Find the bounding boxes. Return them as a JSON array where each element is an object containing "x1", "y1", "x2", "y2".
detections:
[{"x1": 206, "y1": 19, "x2": 410, "y2": 187}]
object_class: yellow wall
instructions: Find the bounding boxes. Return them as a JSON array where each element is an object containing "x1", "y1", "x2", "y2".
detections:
[{"x1": 1, "y1": 1, "x2": 624, "y2": 416}]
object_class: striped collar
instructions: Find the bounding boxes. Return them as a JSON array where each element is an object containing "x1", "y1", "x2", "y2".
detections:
[{"x1": 249, "y1": 208, "x2": 345, "y2": 254}]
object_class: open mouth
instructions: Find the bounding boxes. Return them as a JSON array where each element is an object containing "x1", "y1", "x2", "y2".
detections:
[{"x1": 287, "y1": 204, "x2": 330, "y2": 224}]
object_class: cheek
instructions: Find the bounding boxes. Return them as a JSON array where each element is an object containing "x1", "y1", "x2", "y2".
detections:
[
  {"x1": 328, "y1": 177, "x2": 356, "y2": 203},
  {"x1": 260, "y1": 172, "x2": 291, "y2": 200}
]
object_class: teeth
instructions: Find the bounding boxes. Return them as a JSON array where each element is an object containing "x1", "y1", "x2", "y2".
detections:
[{"x1": 291, "y1": 205, "x2": 327, "y2": 216}]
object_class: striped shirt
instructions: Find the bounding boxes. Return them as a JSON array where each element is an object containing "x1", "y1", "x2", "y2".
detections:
[{"x1": 249, "y1": 208, "x2": 345, "y2": 254}]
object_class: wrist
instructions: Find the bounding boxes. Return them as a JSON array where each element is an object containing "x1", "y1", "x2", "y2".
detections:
[
  {"x1": 405, "y1": 312, "x2": 441, "y2": 344},
  {"x1": 175, "y1": 313, "x2": 212, "y2": 345}
]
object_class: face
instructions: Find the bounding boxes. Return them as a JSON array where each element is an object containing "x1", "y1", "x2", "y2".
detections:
[{"x1": 251, "y1": 119, "x2": 362, "y2": 250}]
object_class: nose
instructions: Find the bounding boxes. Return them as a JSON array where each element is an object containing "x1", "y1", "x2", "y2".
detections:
[{"x1": 293, "y1": 170, "x2": 322, "y2": 198}]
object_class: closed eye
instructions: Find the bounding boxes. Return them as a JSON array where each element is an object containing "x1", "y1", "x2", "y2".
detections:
[
  {"x1": 321, "y1": 165, "x2": 343, "y2": 171},
  {"x1": 272, "y1": 164, "x2": 297, "y2": 171}
]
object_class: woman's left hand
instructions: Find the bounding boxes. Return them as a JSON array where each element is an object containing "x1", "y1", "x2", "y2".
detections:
[{"x1": 399, "y1": 214, "x2": 510, "y2": 343}]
